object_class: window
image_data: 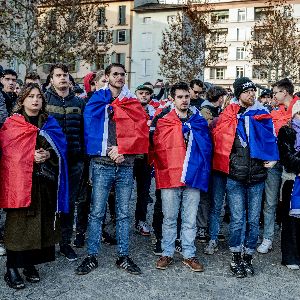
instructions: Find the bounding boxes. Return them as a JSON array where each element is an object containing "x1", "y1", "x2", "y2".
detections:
[
  {"x1": 118, "y1": 5, "x2": 126, "y2": 25},
  {"x1": 253, "y1": 66, "x2": 268, "y2": 79},
  {"x1": 238, "y1": 9, "x2": 246, "y2": 22},
  {"x1": 236, "y1": 47, "x2": 245, "y2": 60},
  {"x1": 141, "y1": 59, "x2": 152, "y2": 76},
  {"x1": 211, "y1": 10, "x2": 229, "y2": 23},
  {"x1": 254, "y1": 7, "x2": 268, "y2": 21},
  {"x1": 98, "y1": 7, "x2": 105, "y2": 26},
  {"x1": 97, "y1": 30, "x2": 106, "y2": 43},
  {"x1": 111, "y1": 53, "x2": 126, "y2": 66},
  {"x1": 92, "y1": 54, "x2": 108, "y2": 71},
  {"x1": 117, "y1": 30, "x2": 126, "y2": 43},
  {"x1": 211, "y1": 29, "x2": 228, "y2": 43},
  {"x1": 237, "y1": 28, "x2": 240, "y2": 41},
  {"x1": 210, "y1": 67, "x2": 226, "y2": 79},
  {"x1": 113, "y1": 29, "x2": 130, "y2": 44},
  {"x1": 236, "y1": 66, "x2": 244, "y2": 78},
  {"x1": 68, "y1": 61, "x2": 78, "y2": 73},
  {"x1": 140, "y1": 32, "x2": 152, "y2": 51},
  {"x1": 143, "y1": 17, "x2": 151, "y2": 24},
  {"x1": 167, "y1": 15, "x2": 176, "y2": 23},
  {"x1": 211, "y1": 48, "x2": 227, "y2": 61}
]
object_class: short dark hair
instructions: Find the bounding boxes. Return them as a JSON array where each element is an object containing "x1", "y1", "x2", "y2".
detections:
[
  {"x1": 1, "y1": 69, "x2": 18, "y2": 79},
  {"x1": 190, "y1": 79, "x2": 203, "y2": 89},
  {"x1": 170, "y1": 82, "x2": 189, "y2": 98},
  {"x1": 143, "y1": 82, "x2": 153, "y2": 87},
  {"x1": 49, "y1": 63, "x2": 69, "y2": 78},
  {"x1": 273, "y1": 78, "x2": 294, "y2": 96},
  {"x1": 105, "y1": 63, "x2": 126, "y2": 76},
  {"x1": 207, "y1": 86, "x2": 227, "y2": 103},
  {"x1": 24, "y1": 71, "x2": 40, "y2": 82}
]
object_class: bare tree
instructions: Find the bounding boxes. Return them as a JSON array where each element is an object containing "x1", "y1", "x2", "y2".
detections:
[
  {"x1": 158, "y1": 1, "x2": 218, "y2": 84},
  {"x1": 0, "y1": 0, "x2": 112, "y2": 72},
  {"x1": 246, "y1": 0, "x2": 300, "y2": 83}
]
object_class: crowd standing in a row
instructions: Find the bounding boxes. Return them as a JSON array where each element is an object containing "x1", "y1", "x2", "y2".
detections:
[{"x1": 0, "y1": 63, "x2": 299, "y2": 290}]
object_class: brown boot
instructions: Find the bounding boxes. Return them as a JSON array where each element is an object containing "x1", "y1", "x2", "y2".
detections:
[
  {"x1": 182, "y1": 257, "x2": 204, "y2": 272},
  {"x1": 156, "y1": 256, "x2": 173, "y2": 270}
]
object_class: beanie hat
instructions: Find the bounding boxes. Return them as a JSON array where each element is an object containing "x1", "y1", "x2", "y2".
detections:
[
  {"x1": 260, "y1": 88, "x2": 272, "y2": 97},
  {"x1": 233, "y1": 77, "x2": 256, "y2": 98},
  {"x1": 292, "y1": 100, "x2": 300, "y2": 117}
]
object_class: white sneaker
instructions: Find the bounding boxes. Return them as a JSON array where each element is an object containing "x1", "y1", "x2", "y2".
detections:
[
  {"x1": 257, "y1": 238, "x2": 273, "y2": 254},
  {"x1": 204, "y1": 240, "x2": 218, "y2": 255},
  {"x1": 0, "y1": 245, "x2": 6, "y2": 256},
  {"x1": 136, "y1": 221, "x2": 151, "y2": 236},
  {"x1": 286, "y1": 264, "x2": 300, "y2": 270}
]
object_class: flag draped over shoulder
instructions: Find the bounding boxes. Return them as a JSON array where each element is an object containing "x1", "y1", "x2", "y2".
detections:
[
  {"x1": 0, "y1": 115, "x2": 69, "y2": 212},
  {"x1": 40, "y1": 115, "x2": 69, "y2": 213},
  {"x1": 84, "y1": 85, "x2": 149, "y2": 155},
  {"x1": 213, "y1": 102, "x2": 279, "y2": 174},
  {"x1": 153, "y1": 109, "x2": 212, "y2": 191},
  {"x1": 0, "y1": 115, "x2": 38, "y2": 209},
  {"x1": 290, "y1": 176, "x2": 300, "y2": 218}
]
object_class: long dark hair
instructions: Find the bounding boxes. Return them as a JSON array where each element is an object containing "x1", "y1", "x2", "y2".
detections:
[{"x1": 13, "y1": 83, "x2": 47, "y2": 115}]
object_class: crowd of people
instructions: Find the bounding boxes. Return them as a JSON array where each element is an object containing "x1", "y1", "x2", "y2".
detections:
[{"x1": 0, "y1": 62, "x2": 299, "y2": 290}]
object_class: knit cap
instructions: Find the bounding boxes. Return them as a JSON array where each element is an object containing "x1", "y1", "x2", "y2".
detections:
[{"x1": 233, "y1": 77, "x2": 256, "y2": 98}]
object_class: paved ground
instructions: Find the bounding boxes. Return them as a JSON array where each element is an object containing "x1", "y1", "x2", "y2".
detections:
[{"x1": 1, "y1": 185, "x2": 300, "y2": 300}]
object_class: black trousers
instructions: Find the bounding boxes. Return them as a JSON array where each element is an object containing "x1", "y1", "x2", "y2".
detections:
[
  {"x1": 281, "y1": 180, "x2": 300, "y2": 265},
  {"x1": 134, "y1": 157, "x2": 152, "y2": 225}
]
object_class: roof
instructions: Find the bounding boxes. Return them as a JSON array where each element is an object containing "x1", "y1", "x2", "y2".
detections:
[{"x1": 133, "y1": 3, "x2": 186, "y2": 11}]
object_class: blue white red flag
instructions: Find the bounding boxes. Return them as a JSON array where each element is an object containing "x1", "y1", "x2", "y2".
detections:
[
  {"x1": 181, "y1": 108, "x2": 212, "y2": 191},
  {"x1": 40, "y1": 115, "x2": 69, "y2": 213},
  {"x1": 236, "y1": 101, "x2": 279, "y2": 161},
  {"x1": 84, "y1": 85, "x2": 149, "y2": 155}
]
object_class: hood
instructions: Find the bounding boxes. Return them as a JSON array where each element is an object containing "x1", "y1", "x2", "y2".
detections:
[{"x1": 83, "y1": 72, "x2": 96, "y2": 93}]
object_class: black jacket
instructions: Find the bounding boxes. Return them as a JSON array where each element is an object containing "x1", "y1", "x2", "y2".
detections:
[
  {"x1": 278, "y1": 125, "x2": 300, "y2": 174},
  {"x1": 1, "y1": 91, "x2": 17, "y2": 115},
  {"x1": 45, "y1": 87, "x2": 85, "y2": 159}
]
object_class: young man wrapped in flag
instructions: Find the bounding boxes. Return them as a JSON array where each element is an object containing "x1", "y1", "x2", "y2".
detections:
[
  {"x1": 151, "y1": 82, "x2": 212, "y2": 272},
  {"x1": 212, "y1": 77, "x2": 279, "y2": 278},
  {"x1": 76, "y1": 63, "x2": 149, "y2": 276}
]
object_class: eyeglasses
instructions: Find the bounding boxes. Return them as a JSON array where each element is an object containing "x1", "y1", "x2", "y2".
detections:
[
  {"x1": 112, "y1": 72, "x2": 126, "y2": 78},
  {"x1": 192, "y1": 89, "x2": 202, "y2": 95}
]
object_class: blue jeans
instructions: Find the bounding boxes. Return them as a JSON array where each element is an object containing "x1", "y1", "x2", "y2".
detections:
[
  {"x1": 208, "y1": 172, "x2": 227, "y2": 241},
  {"x1": 227, "y1": 178, "x2": 264, "y2": 255},
  {"x1": 161, "y1": 187, "x2": 200, "y2": 259},
  {"x1": 263, "y1": 163, "x2": 282, "y2": 241},
  {"x1": 87, "y1": 161, "x2": 134, "y2": 256}
]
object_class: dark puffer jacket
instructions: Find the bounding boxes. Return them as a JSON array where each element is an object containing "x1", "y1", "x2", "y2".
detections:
[
  {"x1": 229, "y1": 133, "x2": 268, "y2": 184},
  {"x1": 45, "y1": 87, "x2": 85, "y2": 159},
  {"x1": 278, "y1": 125, "x2": 300, "y2": 174}
]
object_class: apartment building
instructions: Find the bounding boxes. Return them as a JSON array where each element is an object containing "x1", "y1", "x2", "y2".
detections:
[{"x1": 131, "y1": 0, "x2": 184, "y2": 88}]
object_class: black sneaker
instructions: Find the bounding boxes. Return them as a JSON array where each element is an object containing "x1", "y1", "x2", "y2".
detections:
[
  {"x1": 230, "y1": 252, "x2": 247, "y2": 278},
  {"x1": 60, "y1": 244, "x2": 78, "y2": 261},
  {"x1": 196, "y1": 228, "x2": 208, "y2": 243},
  {"x1": 75, "y1": 255, "x2": 98, "y2": 275},
  {"x1": 73, "y1": 233, "x2": 85, "y2": 248},
  {"x1": 4, "y1": 268, "x2": 25, "y2": 289},
  {"x1": 153, "y1": 240, "x2": 162, "y2": 256},
  {"x1": 23, "y1": 266, "x2": 40, "y2": 283},
  {"x1": 116, "y1": 256, "x2": 141, "y2": 275},
  {"x1": 175, "y1": 239, "x2": 182, "y2": 254},
  {"x1": 217, "y1": 233, "x2": 225, "y2": 242},
  {"x1": 243, "y1": 254, "x2": 255, "y2": 276},
  {"x1": 102, "y1": 231, "x2": 117, "y2": 245}
]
